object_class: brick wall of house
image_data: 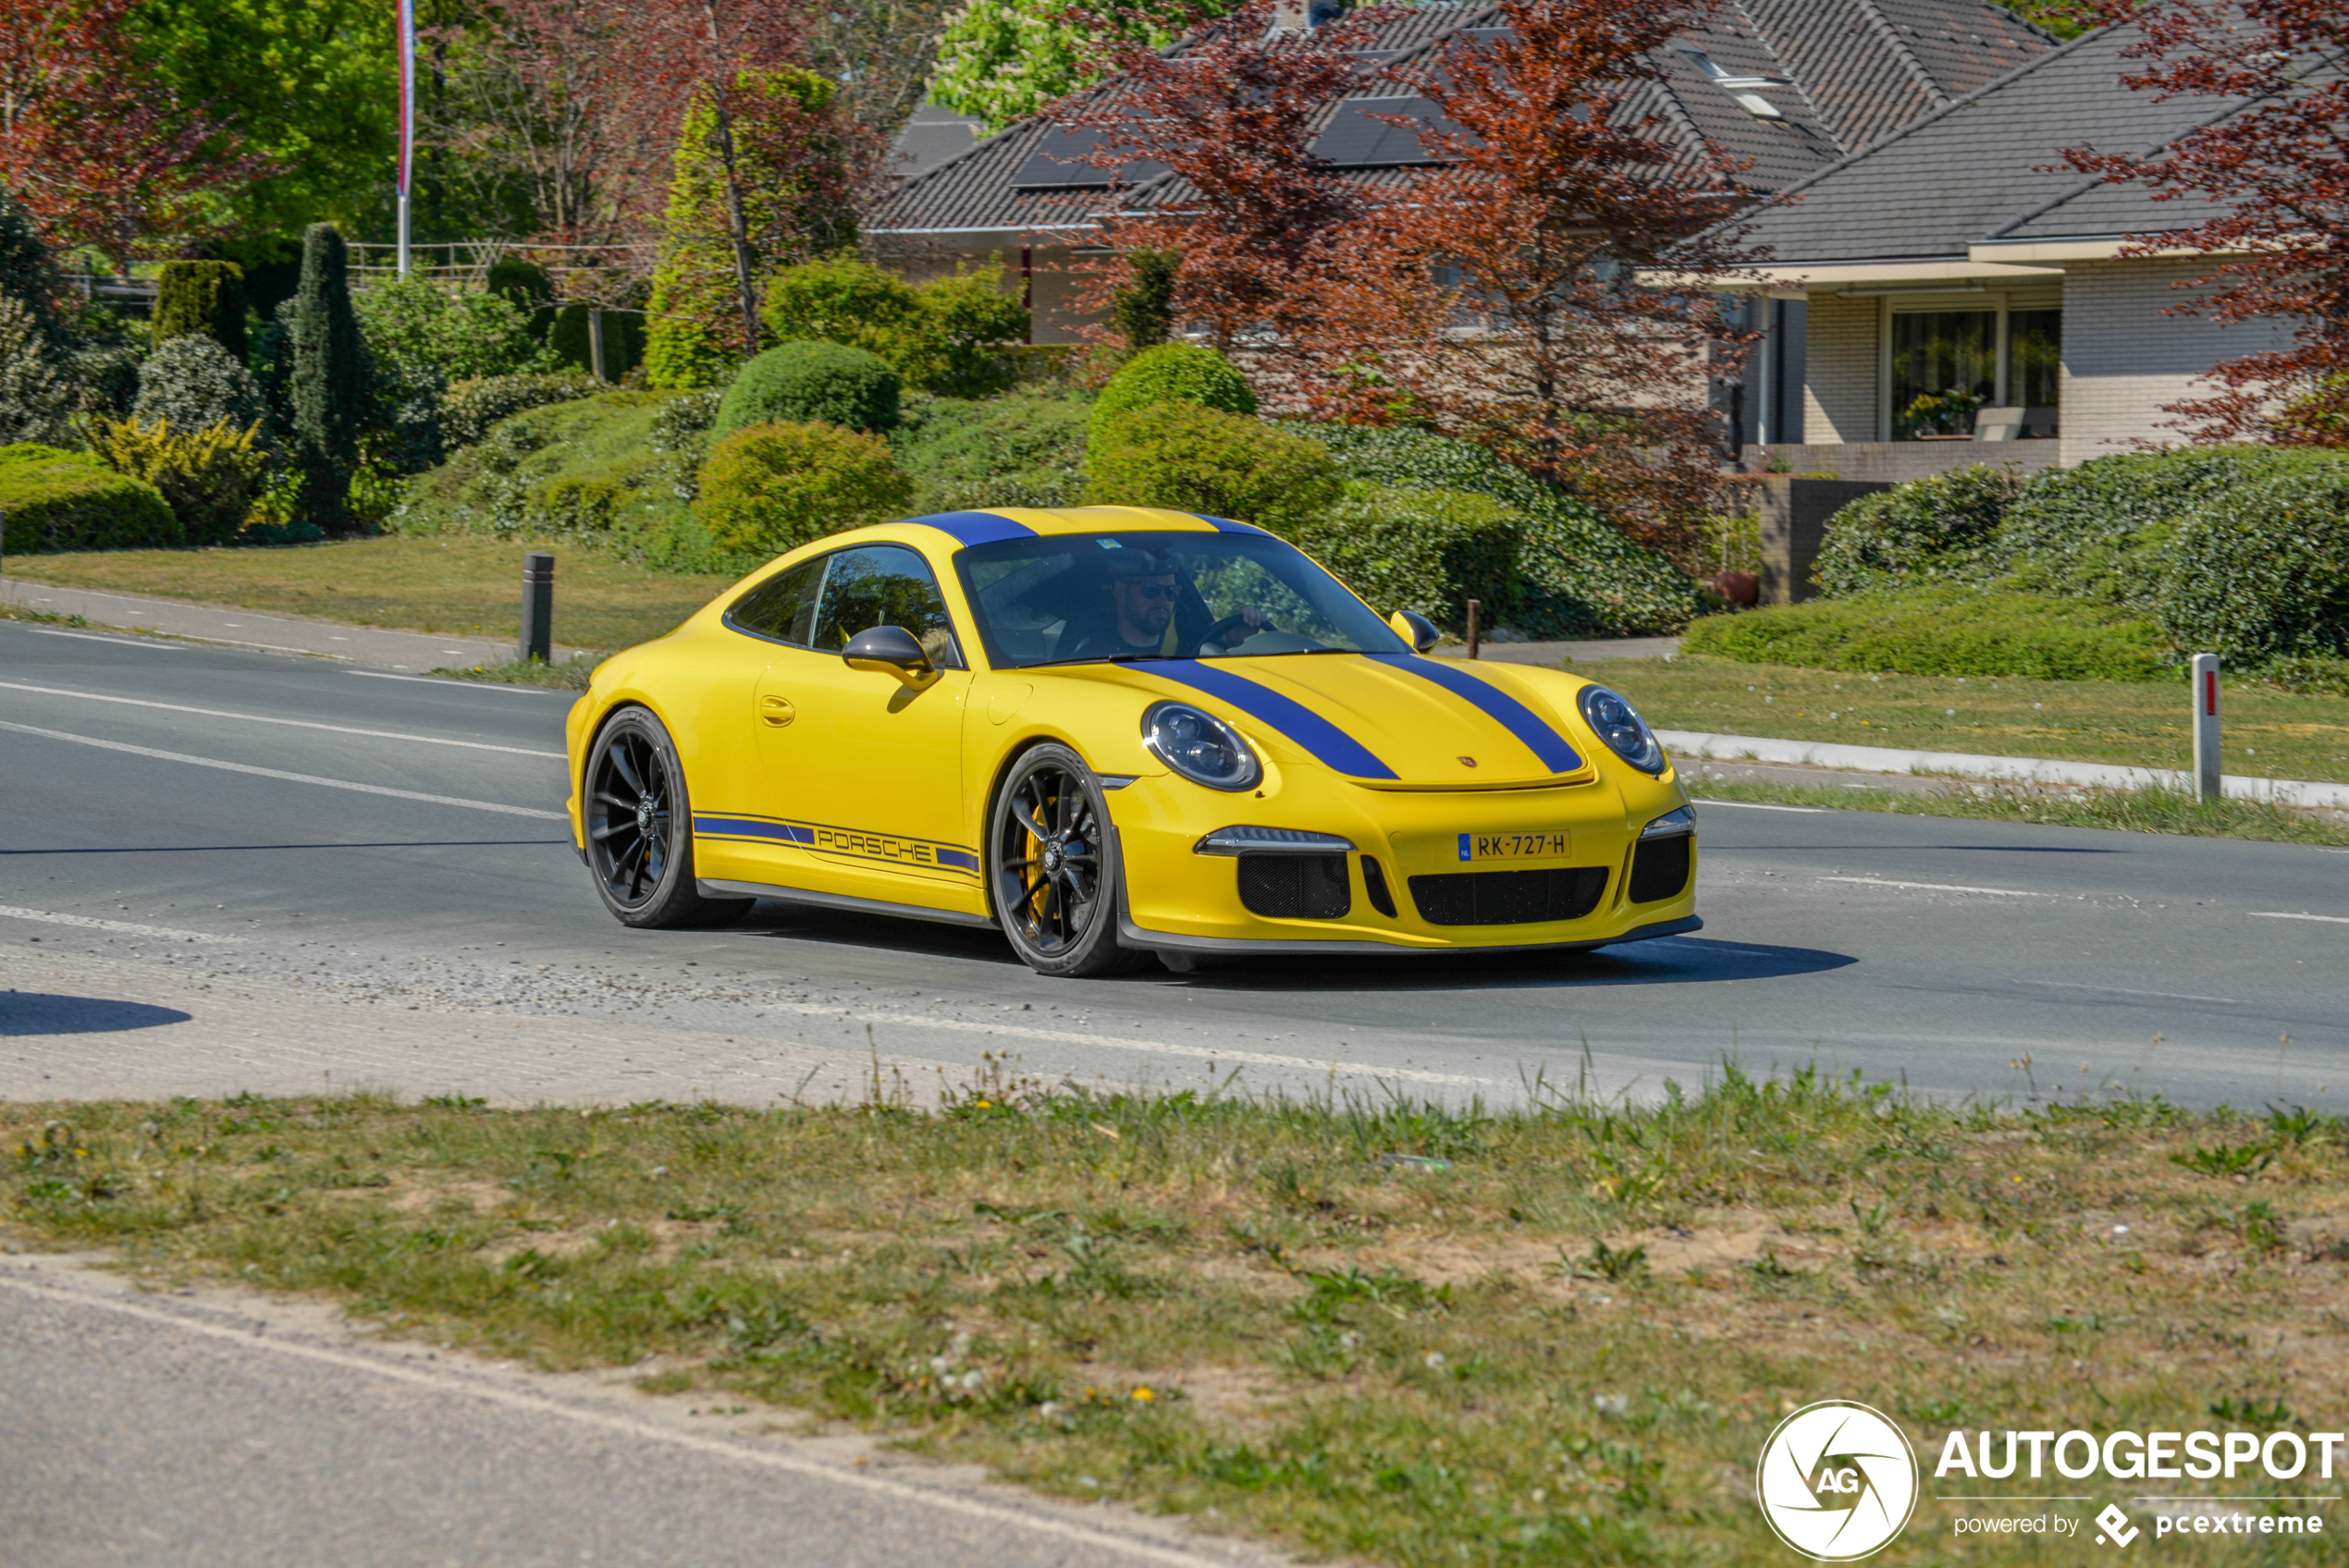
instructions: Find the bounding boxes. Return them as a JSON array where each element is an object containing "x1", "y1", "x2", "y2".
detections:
[
  {"x1": 2058, "y1": 258, "x2": 2294, "y2": 464},
  {"x1": 1800, "y1": 292, "x2": 1878, "y2": 444}
]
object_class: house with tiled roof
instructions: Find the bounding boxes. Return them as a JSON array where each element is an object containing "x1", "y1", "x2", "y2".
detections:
[
  {"x1": 868, "y1": 0, "x2": 2058, "y2": 343},
  {"x1": 1716, "y1": 16, "x2": 2294, "y2": 477}
]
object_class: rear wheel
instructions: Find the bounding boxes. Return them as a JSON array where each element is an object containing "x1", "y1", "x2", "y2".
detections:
[
  {"x1": 989, "y1": 743, "x2": 1144, "y2": 977},
  {"x1": 584, "y1": 707, "x2": 751, "y2": 929}
]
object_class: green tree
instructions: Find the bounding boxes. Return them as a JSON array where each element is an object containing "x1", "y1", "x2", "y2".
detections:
[
  {"x1": 288, "y1": 224, "x2": 370, "y2": 534},
  {"x1": 355, "y1": 276, "x2": 554, "y2": 386},
  {"x1": 927, "y1": 0, "x2": 1241, "y2": 135},
  {"x1": 1111, "y1": 248, "x2": 1177, "y2": 350}
]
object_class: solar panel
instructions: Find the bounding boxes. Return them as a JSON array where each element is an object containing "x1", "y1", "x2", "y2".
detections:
[
  {"x1": 1309, "y1": 97, "x2": 1457, "y2": 166},
  {"x1": 1009, "y1": 125, "x2": 1169, "y2": 191}
]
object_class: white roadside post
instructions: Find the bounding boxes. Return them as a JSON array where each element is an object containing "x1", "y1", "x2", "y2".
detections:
[{"x1": 2192, "y1": 652, "x2": 2220, "y2": 802}]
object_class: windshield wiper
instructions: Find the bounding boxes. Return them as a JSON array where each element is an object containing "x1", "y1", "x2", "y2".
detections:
[{"x1": 1016, "y1": 651, "x2": 1180, "y2": 668}]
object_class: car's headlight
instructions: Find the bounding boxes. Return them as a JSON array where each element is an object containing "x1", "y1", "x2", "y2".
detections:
[
  {"x1": 1143, "y1": 701, "x2": 1261, "y2": 790},
  {"x1": 1577, "y1": 685, "x2": 1666, "y2": 775}
]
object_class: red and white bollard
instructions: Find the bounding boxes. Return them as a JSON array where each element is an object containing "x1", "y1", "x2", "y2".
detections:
[{"x1": 2192, "y1": 652, "x2": 2220, "y2": 803}]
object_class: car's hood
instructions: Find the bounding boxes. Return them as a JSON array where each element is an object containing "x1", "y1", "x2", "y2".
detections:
[{"x1": 1101, "y1": 654, "x2": 1598, "y2": 789}]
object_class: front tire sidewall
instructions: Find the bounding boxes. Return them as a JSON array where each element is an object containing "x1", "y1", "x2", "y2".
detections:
[{"x1": 989, "y1": 743, "x2": 1132, "y2": 978}]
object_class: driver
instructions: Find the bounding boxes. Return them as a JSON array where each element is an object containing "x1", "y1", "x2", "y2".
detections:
[{"x1": 1084, "y1": 550, "x2": 1266, "y2": 658}]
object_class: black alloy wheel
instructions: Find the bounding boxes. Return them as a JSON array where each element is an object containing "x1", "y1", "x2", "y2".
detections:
[
  {"x1": 584, "y1": 707, "x2": 751, "y2": 928},
  {"x1": 989, "y1": 743, "x2": 1143, "y2": 976}
]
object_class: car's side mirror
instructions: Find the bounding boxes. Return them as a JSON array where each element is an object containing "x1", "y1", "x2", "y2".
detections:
[
  {"x1": 1389, "y1": 609, "x2": 1441, "y2": 654},
  {"x1": 842, "y1": 625, "x2": 940, "y2": 689}
]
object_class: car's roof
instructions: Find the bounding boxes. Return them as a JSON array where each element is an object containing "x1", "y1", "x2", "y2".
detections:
[{"x1": 903, "y1": 506, "x2": 1263, "y2": 547}]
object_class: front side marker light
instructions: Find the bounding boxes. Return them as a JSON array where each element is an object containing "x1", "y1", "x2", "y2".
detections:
[
  {"x1": 1642, "y1": 806, "x2": 1696, "y2": 839},
  {"x1": 1194, "y1": 826, "x2": 1356, "y2": 856}
]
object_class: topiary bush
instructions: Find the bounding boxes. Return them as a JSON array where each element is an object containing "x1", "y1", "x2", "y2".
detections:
[
  {"x1": 289, "y1": 223, "x2": 370, "y2": 534},
  {"x1": 1088, "y1": 342, "x2": 1256, "y2": 445},
  {"x1": 0, "y1": 291, "x2": 73, "y2": 447},
  {"x1": 715, "y1": 341, "x2": 900, "y2": 435},
  {"x1": 2156, "y1": 466, "x2": 2349, "y2": 662},
  {"x1": 1810, "y1": 464, "x2": 2032, "y2": 599},
  {"x1": 132, "y1": 335, "x2": 274, "y2": 448},
  {"x1": 439, "y1": 372, "x2": 603, "y2": 449},
  {"x1": 0, "y1": 443, "x2": 180, "y2": 550},
  {"x1": 692, "y1": 420, "x2": 916, "y2": 564},
  {"x1": 1682, "y1": 586, "x2": 2170, "y2": 681},
  {"x1": 153, "y1": 260, "x2": 248, "y2": 361},
  {"x1": 892, "y1": 394, "x2": 1088, "y2": 509},
  {"x1": 1085, "y1": 403, "x2": 1340, "y2": 533},
  {"x1": 1277, "y1": 484, "x2": 1523, "y2": 633},
  {"x1": 759, "y1": 257, "x2": 1029, "y2": 398},
  {"x1": 83, "y1": 416, "x2": 269, "y2": 545}
]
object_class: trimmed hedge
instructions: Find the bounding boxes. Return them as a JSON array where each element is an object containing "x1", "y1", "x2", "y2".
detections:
[
  {"x1": 1683, "y1": 587, "x2": 2170, "y2": 681},
  {"x1": 0, "y1": 443, "x2": 180, "y2": 550},
  {"x1": 1811, "y1": 464, "x2": 2030, "y2": 599},
  {"x1": 693, "y1": 421, "x2": 916, "y2": 563},
  {"x1": 716, "y1": 341, "x2": 900, "y2": 435},
  {"x1": 153, "y1": 260, "x2": 248, "y2": 361},
  {"x1": 2158, "y1": 466, "x2": 2349, "y2": 661},
  {"x1": 440, "y1": 373, "x2": 603, "y2": 450},
  {"x1": 892, "y1": 393, "x2": 1088, "y2": 512},
  {"x1": 1278, "y1": 484, "x2": 1521, "y2": 632},
  {"x1": 1088, "y1": 343, "x2": 1256, "y2": 445},
  {"x1": 1085, "y1": 404, "x2": 1341, "y2": 533}
]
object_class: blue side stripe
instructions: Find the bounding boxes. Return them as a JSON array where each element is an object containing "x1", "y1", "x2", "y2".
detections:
[
  {"x1": 1195, "y1": 514, "x2": 1269, "y2": 535},
  {"x1": 694, "y1": 815, "x2": 815, "y2": 846},
  {"x1": 937, "y1": 848, "x2": 981, "y2": 873},
  {"x1": 1150, "y1": 662, "x2": 1398, "y2": 780},
  {"x1": 916, "y1": 510, "x2": 1035, "y2": 546},
  {"x1": 1369, "y1": 655, "x2": 1584, "y2": 775}
]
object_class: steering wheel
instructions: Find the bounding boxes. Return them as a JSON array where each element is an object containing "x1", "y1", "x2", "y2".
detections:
[{"x1": 1203, "y1": 613, "x2": 1277, "y2": 649}]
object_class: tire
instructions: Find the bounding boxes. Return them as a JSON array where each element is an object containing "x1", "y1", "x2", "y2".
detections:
[
  {"x1": 583, "y1": 706, "x2": 753, "y2": 930},
  {"x1": 989, "y1": 742, "x2": 1146, "y2": 977}
]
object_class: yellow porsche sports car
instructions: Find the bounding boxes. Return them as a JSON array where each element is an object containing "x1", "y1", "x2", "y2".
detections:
[{"x1": 564, "y1": 506, "x2": 1699, "y2": 976}]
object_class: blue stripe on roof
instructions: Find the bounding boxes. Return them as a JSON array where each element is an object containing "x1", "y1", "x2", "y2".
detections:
[
  {"x1": 1150, "y1": 662, "x2": 1398, "y2": 779},
  {"x1": 1195, "y1": 514, "x2": 1269, "y2": 535},
  {"x1": 916, "y1": 511, "x2": 1036, "y2": 546},
  {"x1": 1368, "y1": 655, "x2": 1584, "y2": 775}
]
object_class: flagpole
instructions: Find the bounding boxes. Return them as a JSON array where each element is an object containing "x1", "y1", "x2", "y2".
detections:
[{"x1": 397, "y1": 0, "x2": 414, "y2": 276}]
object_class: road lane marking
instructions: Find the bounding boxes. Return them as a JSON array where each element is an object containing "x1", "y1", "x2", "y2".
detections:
[
  {"x1": 0, "y1": 1269, "x2": 1240, "y2": 1568},
  {"x1": 0, "y1": 719, "x2": 568, "y2": 821},
  {"x1": 1686, "y1": 798, "x2": 1828, "y2": 814},
  {"x1": 346, "y1": 670, "x2": 563, "y2": 697},
  {"x1": 0, "y1": 904, "x2": 241, "y2": 944},
  {"x1": 1819, "y1": 876, "x2": 2043, "y2": 897},
  {"x1": 0, "y1": 681, "x2": 565, "y2": 759},
  {"x1": 2253, "y1": 912, "x2": 2349, "y2": 925},
  {"x1": 2015, "y1": 978, "x2": 2249, "y2": 1006},
  {"x1": 25, "y1": 628, "x2": 184, "y2": 651}
]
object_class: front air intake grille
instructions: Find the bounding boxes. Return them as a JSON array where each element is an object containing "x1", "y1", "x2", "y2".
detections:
[
  {"x1": 1407, "y1": 866, "x2": 1608, "y2": 926},
  {"x1": 1628, "y1": 835, "x2": 1692, "y2": 903},
  {"x1": 1237, "y1": 853, "x2": 1351, "y2": 920},
  {"x1": 1359, "y1": 855, "x2": 1398, "y2": 918}
]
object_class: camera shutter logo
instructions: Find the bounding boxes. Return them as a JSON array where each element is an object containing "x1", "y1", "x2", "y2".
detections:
[{"x1": 1755, "y1": 1401, "x2": 1919, "y2": 1561}]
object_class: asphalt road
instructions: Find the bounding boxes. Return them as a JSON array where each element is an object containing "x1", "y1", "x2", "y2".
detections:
[{"x1": 6, "y1": 617, "x2": 2347, "y2": 1110}]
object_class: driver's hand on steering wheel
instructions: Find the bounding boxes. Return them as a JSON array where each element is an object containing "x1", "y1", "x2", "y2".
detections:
[{"x1": 1236, "y1": 606, "x2": 1269, "y2": 630}]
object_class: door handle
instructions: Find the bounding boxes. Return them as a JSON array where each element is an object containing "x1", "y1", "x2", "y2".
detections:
[{"x1": 759, "y1": 694, "x2": 796, "y2": 727}]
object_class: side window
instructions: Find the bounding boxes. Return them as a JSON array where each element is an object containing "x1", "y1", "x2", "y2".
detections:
[
  {"x1": 810, "y1": 545, "x2": 962, "y2": 668},
  {"x1": 725, "y1": 557, "x2": 825, "y2": 646}
]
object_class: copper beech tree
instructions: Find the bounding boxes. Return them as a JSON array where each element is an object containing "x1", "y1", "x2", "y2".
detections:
[{"x1": 2064, "y1": 0, "x2": 2349, "y2": 446}]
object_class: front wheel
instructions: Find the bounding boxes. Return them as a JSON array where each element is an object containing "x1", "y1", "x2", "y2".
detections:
[
  {"x1": 584, "y1": 707, "x2": 752, "y2": 929},
  {"x1": 989, "y1": 743, "x2": 1144, "y2": 977}
]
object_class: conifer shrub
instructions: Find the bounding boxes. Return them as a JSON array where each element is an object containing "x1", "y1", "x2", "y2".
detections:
[
  {"x1": 288, "y1": 224, "x2": 370, "y2": 533},
  {"x1": 154, "y1": 261, "x2": 249, "y2": 361}
]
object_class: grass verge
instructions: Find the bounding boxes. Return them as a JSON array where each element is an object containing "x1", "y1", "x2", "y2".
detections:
[
  {"x1": 11, "y1": 1071, "x2": 2349, "y2": 1566},
  {"x1": 1684, "y1": 776, "x2": 2349, "y2": 846},
  {"x1": 432, "y1": 654, "x2": 604, "y2": 691},
  {"x1": 1603, "y1": 655, "x2": 2349, "y2": 784},
  {"x1": 2, "y1": 535, "x2": 733, "y2": 651}
]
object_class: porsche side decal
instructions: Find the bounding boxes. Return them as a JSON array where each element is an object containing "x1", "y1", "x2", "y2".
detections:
[
  {"x1": 1369, "y1": 655, "x2": 1585, "y2": 775},
  {"x1": 694, "y1": 813, "x2": 981, "y2": 876},
  {"x1": 1148, "y1": 662, "x2": 1400, "y2": 780}
]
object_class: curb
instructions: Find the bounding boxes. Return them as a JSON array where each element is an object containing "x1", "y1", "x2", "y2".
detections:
[{"x1": 1655, "y1": 729, "x2": 2349, "y2": 813}]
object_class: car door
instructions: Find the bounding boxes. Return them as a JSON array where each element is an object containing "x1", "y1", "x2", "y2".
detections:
[
  {"x1": 751, "y1": 544, "x2": 979, "y2": 904},
  {"x1": 685, "y1": 554, "x2": 828, "y2": 884}
]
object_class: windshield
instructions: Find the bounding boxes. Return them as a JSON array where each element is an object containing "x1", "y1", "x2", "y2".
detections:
[{"x1": 953, "y1": 530, "x2": 1410, "y2": 670}]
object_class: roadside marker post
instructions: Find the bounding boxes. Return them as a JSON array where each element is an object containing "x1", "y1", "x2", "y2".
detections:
[
  {"x1": 588, "y1": 306, "x2": 606, "y2": 382},
  {"x1": 521, "y1": 552, "x2": 554, "y2": 665},
  {"x1": 2192, "y1": 652, "x2": 2220, "y2": 802},
  {"x1": 1466, "y1": 598, "x2": 1482, "y2": 660}
]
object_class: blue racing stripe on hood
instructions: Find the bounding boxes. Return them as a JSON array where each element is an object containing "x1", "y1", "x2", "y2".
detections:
[
  {"x1": 1368, "y1": 655, "x2": 1584, "y2": 774},
  {"x1": 917, "y1": 510, "x2": 1035, "y2": 546},
  {"x1": 1150, "y1": 662, "x2": 1398, "y2": 779}
]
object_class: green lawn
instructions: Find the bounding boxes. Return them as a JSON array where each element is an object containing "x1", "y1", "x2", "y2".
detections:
[
  {"x1": 4, "y1": 536, "x2": 737, "y2": 653},
  {"x1": 1600, "y1": 655, "x2": 2349, "y2": 784}
]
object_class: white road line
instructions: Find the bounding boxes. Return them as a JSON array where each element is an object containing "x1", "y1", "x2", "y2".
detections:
[
  {"x1": 0, "y1": 904, "x2": 240, "y2": 944},
  {"x1": 0, "y1": 681, "x2": 565, "y2": 759},
  {"x1": 347, "y1": 670, "x2": 562, "y2": 697},
  {"x1": 0, "y1": 1269, "x2": 1240, "y2": 1568},
  {"x1": 0, "y1": 719, "x2": 569, "y2": 821},
  {"x1": 1818, "y1": 876, "x2": 2043, "y2": 897},
  {"x1": 2252, "y1": 912, "x2": 2349, "y2": 925},
  {"x1": 2014, "y1": 978, "x2": 2248, "y2": 1006},
  {"x1": 26, "y1": 628, "x2": 184, "y2": 651},
  {"x1": 1688, "y1": 798, "x2": 1827, "y2": 814}
]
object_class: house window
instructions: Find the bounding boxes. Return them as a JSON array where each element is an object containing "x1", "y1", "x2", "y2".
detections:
[
  {"x1": 1890, "y1": 311, "x2": 1997, "y2": 438},
  {"x1": 2010, "y1": 309, "x2": 2060, "y2": 411}
]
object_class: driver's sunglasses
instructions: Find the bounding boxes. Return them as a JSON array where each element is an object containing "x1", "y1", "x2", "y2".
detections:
[{"x1": 1123, "y1": 582, "x2": 1174, "y2": 602}]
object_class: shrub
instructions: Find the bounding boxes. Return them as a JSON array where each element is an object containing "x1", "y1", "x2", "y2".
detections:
[
  {"x1": 439, "y1": 372, "x2": 603, "y2": 449},
  {"x1": 1111, "y1": 249, "x2": 1177, "y2": 351},
  {"x1": 760, "y1": 258, "x2": 1028, "y2": 398},
  {"x1": 83, "y1": 415, "x2": 269, "y2": 545},
  {"x1": 153, "y1": 261, "x2": 248, "y2": 361},
  {"x1": 1811, "y1": 464, "x2": 2032, "y2": 598},
  {"x1": 0, "y1": 291, "x2": 72, "y2": 447},
  {"x1": 0, "y1": 443, "x2": 179, "y2": 550},
  {"x1": 289, "y1": 224, "x2": 369, "y2": 533},
  {"x1": 1281, "y1": 421, "x2": 1703, "y2": 637},
  {"x1": 1278, "y1": 484, "x2": 1522, "y2": 632},
  {"x1": 2157, "y1": 466, "x2": 2349, "y2": 661},
  {"x1": 892, "y1": 393, "x2": 1088, "y2": 508},
  {"x1": 0, "y1": 191, "x2": 64, "y2": 349},
  {"x1": 1088, "y1": 342, "x2": 1255, "y2": 445},
  {"x1": 547, "y1": 303, "x2": 645, "y2": 382},
  {"x1": 760, "y1": 256, "x2": 916, "y2": 356},
  {"x1": 1085, "y1": 403, "x2": 1339, "y2": 532},
  {"x1": 716, "y1": 341, "x2": 900, "y2": 435},
  {"x1": 1682, "y1": 586, "x2": 2170, "y2": 680},
  {"x1": 355, "y1": 276, "x2": 552, "y2": 386},
  {"x1": 132, "y1": 335, "x2": 273, "y2": 447},
  {"x1": 693, "y1": 421, "x2": 915, "y2": 562},
  {"x1": 486, "y1": 258, "x2": 552, "y2": 321}
]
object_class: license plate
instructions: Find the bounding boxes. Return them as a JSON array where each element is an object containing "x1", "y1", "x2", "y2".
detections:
[{"x1": 1457, "y1": 831, "x2": 1569, "y2": 862}]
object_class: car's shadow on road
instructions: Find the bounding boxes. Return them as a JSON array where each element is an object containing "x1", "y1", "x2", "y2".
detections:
[{"x1": 0, "y1": 993, "x2": 193, "y2": 1035}]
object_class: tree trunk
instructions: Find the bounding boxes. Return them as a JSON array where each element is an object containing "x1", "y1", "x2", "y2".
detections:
[{"x1": 699, "y1": 0, "x2": 761, "y2": 354}]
